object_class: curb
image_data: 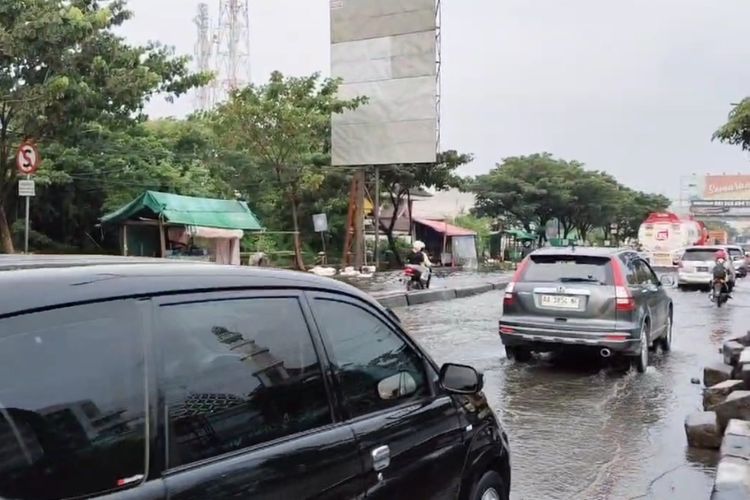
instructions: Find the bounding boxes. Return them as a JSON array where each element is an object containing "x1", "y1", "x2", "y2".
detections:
[{"x1": 373, "y1": 281, "x2": 508, "y2": 308}]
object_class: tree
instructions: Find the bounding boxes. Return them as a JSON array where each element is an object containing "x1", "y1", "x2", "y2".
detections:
[
  {"x1": 379, "y1": 150, "x2": 471, "y2": 264},
  {"x1": 23, "y1": 119, "x2": 226, "y2": 252},
  {"x1": 611, "y1": 189, "x2": 671, "y2": 241},
  {"x1": 713, "y1": 98, "x2": 750, "y2": 150},
  {"x1": 566, "y1": 171, "x2": 620, "y2": 243},
  {"x1": 0, "y1": 0, "x2": 208, "y2": 253},
  {"x1": 211, "y1": 71, "x2": 366, "y2": 270},
  {"x1": 471, "y1": 153, "x2": 580, "y2": 242}
]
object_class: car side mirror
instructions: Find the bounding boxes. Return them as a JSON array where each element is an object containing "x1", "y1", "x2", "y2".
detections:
[
  {"x1": 377, "y1": 372, "x2": 417, "y2": 401},
  {"x1": 439, "y1": 363, "x2": 484, "y2": 395},
  {"x1": 659, "y1": 275, "x2": 675, "y2": 287}
]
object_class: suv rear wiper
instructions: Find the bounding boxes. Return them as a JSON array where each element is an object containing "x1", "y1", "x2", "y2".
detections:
[{"x1": 558, "y1": 277, "x2": 602, "y2": 284}]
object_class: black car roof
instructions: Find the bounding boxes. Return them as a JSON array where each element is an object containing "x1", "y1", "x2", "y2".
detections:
[
  {"x1": 0, "y1": 255, "x2": 378, "y2": 317},
  {"x1": 529, "y1": 246, "x2": 628, "y2": 258}
]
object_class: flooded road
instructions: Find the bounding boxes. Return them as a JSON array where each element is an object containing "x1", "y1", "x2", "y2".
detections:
[
  {"x1": 395, "y1": 277, "x2": 750, "y2": 499},
  {"x1": 339, "y1": 268, "x2": 510, "y2": 293}
]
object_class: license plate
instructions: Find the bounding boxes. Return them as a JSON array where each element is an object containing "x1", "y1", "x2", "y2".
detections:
[
  {"x1": 540, "y1": 295, "x2": 581, "y2": 309},
  {"x1": 696, "y1": 267, "x2": 708, "y2": 272}
]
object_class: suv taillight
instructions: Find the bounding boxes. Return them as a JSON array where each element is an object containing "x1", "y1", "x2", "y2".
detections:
[
  {"x1": 503, "y1": 282, "x2": 516, "y2": 306},
  {"x1": 610, "y1": 258, "x2": 636, "y2": 312},
  {"x1": 503, "y1": 258, "x2": 529, "y2": 306}
]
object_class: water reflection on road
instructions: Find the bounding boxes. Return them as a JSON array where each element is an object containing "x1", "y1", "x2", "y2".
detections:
[
  {"x1": 396, "y1": 279, "x2": 750, "y2": 499},
  {"x1": 340, "y1": 268, "x2": 510, "y2": 293}
]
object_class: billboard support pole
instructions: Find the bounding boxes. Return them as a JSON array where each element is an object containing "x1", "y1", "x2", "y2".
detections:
[
  {"x1": 373, "y1": 166, "x2": 380, "y2": 270},
  {"x1": 353, "y1": 168, "x2": 365, "y2": 270}
]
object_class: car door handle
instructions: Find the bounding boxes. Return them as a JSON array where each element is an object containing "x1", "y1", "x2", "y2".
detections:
[{"x1": 371, "y1": 445, "x2": 391, "y2": 471}]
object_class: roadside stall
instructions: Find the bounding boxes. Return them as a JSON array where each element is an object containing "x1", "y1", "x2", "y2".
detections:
[
  {"x1": 501, "y1": 229, "x2": 535, "y2": 262},
  {"x1": 413, "y1": 217, "x2": 478, "y2": 267},
  {"x1": 101, "y1": 191, "x2": 263, "y2": 265}
]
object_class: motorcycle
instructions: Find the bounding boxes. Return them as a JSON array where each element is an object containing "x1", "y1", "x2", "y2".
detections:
[
  {"x1": 711, "y1": 279, "x2": 729, "y2": 308},
  {"x1": 404, "y1": 265, "x2": 431, "y2": 291}
]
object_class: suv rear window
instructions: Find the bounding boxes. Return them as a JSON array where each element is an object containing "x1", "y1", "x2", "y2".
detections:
[
  {"x1": 521, "y1": 255, "x2": 613, "y2": 285},
  {"x1": 682, "y1": 249, "x2": 721, "y2": 261}
]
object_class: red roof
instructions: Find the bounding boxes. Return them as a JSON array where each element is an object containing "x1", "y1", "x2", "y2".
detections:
[{"x1": 414, "y1": 217, "x2": 476, "y2": 237}]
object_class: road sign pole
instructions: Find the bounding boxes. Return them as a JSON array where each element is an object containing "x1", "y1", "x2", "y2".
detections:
[{"x1": 24, "y1": 174, "x2": 30, "y2": 254}]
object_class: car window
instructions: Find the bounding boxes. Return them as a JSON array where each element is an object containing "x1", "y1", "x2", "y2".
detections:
[
  {"x1": 634, "y1": 260, "x2": 658, "y2": 285},
  {"x1": 728, "y1": 248, "x2": 742, "y2": 258},
  {"x1": 522, "y1": 255, "x2": 613, "y2": 285},
  {"x1": 619, "y1": 254, "x2": 638, "y2": 285},
  {"x1": 0, "y1": 301, "x2": 147, "y2": 499},
  {"x1": 157, "y1": 296, "x2": 331, "y2": 468},
  {"x1": 312, "y1": 298, "x2": 430, "y2": 419},
  {"x1": 682, "y1": 249, "x2": 720, "y2": 261}
]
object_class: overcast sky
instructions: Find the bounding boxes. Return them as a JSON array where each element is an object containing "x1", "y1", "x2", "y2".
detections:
[{"x1": 122, "y1": 0, "x2": 750, "y2": 199}]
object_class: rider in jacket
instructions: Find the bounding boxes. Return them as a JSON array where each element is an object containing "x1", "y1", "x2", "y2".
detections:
[
  {"x1": 406, "y1": 240, "x2": 432, "y2": 283},
  {"x1": 713, "y1": 250, "x2": 732, "y2": 298}
]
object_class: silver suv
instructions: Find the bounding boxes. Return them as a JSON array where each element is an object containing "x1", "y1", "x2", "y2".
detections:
[{"x1": 499, "y1": 247, "x2": 673, "y2": 372}]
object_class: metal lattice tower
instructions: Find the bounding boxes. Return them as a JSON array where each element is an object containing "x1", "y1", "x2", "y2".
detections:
[
  {"x1": 214, "y1": 0, "x2": 251, "y2": 104},
  {"x1": 193, "y1": 3, "x2": 212, "y2": 110}
]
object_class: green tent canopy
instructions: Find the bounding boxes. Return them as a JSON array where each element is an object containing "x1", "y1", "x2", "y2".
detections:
[
  {"x1": 503, "y1": 229, "x2": 535, "y2": 240},
  {"x1": 101, "y1": 191, "x2": 263, "y2": 230}
]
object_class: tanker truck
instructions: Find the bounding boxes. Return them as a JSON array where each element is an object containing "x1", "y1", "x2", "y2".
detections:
[{"x1": 637, "y1": 212, "x2": 707, "y2": 267}]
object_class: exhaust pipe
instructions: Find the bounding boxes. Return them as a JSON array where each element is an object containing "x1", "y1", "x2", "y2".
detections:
[{"x1": 600, "y1": 348, "x2": 612, "y2": 358}]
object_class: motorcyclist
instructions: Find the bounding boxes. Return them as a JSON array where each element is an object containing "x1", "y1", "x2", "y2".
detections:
[
  {"x1": 712, "y1": 250, "x2": 732, "y2": 298},
  {"x1": 406, "y1": 240, "x2": 431, "y2": 284}
]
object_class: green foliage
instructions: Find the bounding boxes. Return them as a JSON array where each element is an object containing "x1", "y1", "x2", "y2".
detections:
[
  {"x1": 469, "y1": 153, "x2": 670, "y2": 244},
  {"x1": 453, "y1": 214, "x2": 492, "y2": 255},
  {"x1": 714, "y1": 98, "x2": 750, "y2": 151},
  {"x1": 209, "y1": 71, "x2": 366, "y2": 269},
  {"x1": 0, "y1": 0, "x2": 210, "y2": 252}
]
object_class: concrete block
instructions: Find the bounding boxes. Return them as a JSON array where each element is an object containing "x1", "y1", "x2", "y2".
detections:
[
  {"x1": 685, "y1": 411, "x2": 722, "y2": 449},
  {"x1": 742, "y1": 366, "x2": 750, "y2": 390},
  {"x1": 740, "y1": 348, "x2": 750, "y2": 366},
  {"x1": 705, "y1": 380, "x2": 746, "y2": 410},
  {"x1": 721, "y1": 419, "x2": 750, "y2": 461},
  {"x1": 376, "y1": 293, "x2": 408, "y2": 309},
  {"x1": 724, "y1": 341, "x2": 745, "y2": 366},
  {"x1": 706, "y1": 362, "x2": 735, "y2": 388},
  {"x1": 731, "y1": 332, "x2": 750, "y2": 347},
  {"x1": 455, "y1": 284, "x2": 493, "y2": 298},
  {"x1": 406, "y1": 288, "x2": 456, "y2": 306},
  {"x1": 711, "y1": 457, "x2": 750, "y2": 500},
  {"x1": 715, "y1": 391, "x2": 750, "y2": 430}
]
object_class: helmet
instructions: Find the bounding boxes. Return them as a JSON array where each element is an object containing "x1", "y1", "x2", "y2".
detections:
[
  {"x1": 715, "y1": 249, "x2": 727, "y2": 260},
  {"x1": 413, "y1": 240, "x2": 426, "y2": 251}
]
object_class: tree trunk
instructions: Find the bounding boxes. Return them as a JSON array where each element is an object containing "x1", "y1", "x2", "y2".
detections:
[
  {"x1": 386, "y1": 231, "x2": 402, "y2": 267},
  {"x1": 289, "y1": 195, "x2": 305, "y2": 271},
  {"x1": 0, "y1": 204, "x2": 14, "y2": 253}
]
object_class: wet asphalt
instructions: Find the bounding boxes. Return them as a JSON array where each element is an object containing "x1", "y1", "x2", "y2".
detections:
[{"x1": 393, "y1": 275, "x2": 750, "y2": 500}]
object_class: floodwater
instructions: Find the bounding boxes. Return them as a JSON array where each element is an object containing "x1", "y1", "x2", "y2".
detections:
[
  {"x1": 339, "y1": 268, "x2": 510, "y2": 293},
  {"x1": 395, "y1": 277, "x2": 750, "y2": 499}
]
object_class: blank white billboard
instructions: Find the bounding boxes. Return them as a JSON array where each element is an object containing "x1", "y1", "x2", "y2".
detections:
[{"x1": 331, "y1": 0, "x2": 438, "y2": 166}]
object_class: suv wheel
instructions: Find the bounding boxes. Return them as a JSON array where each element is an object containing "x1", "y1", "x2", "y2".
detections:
[
  {"x1": 470, "y1": 471, "x2": 509, "y2": 500},
  {"x1": 659, "y1": 313, "x2": 672, "y2": 352},
  {"x1": 632, "y1": 321, "x2": 650, "y2": 373},
  {"x1": 505, "y1": 346, "x2": 532, "y2": 362}
]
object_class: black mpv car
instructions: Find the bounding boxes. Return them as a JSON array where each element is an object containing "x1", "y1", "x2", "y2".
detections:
[{"x1": 0, "y1": 256, "x2": 511, "y2": 500}]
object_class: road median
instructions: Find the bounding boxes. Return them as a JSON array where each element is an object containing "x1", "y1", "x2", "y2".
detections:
[{"x1": 373, "y1": 280, "x2": 508, "y2": 308}]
